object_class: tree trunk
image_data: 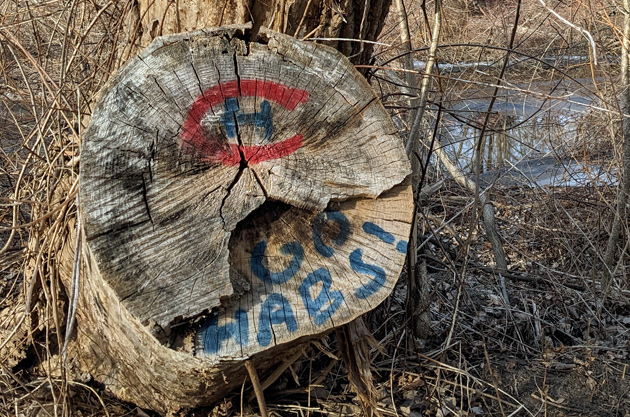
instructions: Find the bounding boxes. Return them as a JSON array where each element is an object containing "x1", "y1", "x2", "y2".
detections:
[
  {"x1": 69, "y1": 26, "x2": 413, "y2": 414},
  {"x1": 135, "y1": 0, "x2": 392, "y2": 67}
]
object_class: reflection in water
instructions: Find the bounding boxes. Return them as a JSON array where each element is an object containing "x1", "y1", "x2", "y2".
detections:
[{"x1": 434, "y1": 80, "x2": 615, "y2": 187}]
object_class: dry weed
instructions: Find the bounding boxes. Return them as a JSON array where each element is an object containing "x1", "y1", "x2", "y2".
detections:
[{"x1": 1, "y1": 0, "x2": 630, "y2": 416}]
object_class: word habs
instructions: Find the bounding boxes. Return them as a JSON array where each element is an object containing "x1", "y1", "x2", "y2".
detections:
[{"x1": 197, "y1": 211, "x2": 408, "y2": 356}]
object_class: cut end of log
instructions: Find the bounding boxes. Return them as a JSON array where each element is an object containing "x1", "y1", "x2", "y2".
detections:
[{"x1": 74, "y1": 24, "x2": 413, "y2": 410}]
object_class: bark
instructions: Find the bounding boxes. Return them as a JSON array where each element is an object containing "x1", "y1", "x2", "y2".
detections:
[
  {"x1": 393, "y1": 0, "x2": 416, "y2": 118},
  {"x1": 336, "y1": 317, "x2": 380, "y2": 417},
  {"x1": 135, "y1": 0, "x2": 392, "y2": 67}
]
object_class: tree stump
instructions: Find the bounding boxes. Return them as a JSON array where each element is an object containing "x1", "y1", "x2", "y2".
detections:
[{"x1": 73, "y1": 25, "x2": 412, "y2": 413}]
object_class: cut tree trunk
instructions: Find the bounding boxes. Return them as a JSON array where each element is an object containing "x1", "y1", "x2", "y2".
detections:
[{"x1": 70, "y1": 25, "x2": 412, "y2": 413}]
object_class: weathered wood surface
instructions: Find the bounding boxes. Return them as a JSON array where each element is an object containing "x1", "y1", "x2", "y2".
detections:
[
  {"x1": 81, "y1": 25, "x2": 410, "y2": 330},
  {"x1": 61, "y1": 182, "x2": 411, "y2": 413},
  {"x1": 75, "y1": 25, "x2": 413, "y2": 411},
  {"x1": 197, "y1": 182, "x2": 412, "y2": 358},
  {"x1": 59, "y1": 227, "x2": 302, "y2": 413}
]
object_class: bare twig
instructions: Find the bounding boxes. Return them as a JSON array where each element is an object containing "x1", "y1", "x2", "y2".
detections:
[
  {"x1": 407, "y1": 0, "x2": 442, "y2": 156},
  {"x1": 244, "y1": 360, "x2": 269, "y2": 417},
  {"x1": 535, "y1": 0, "x2": 598, "y2": 65},
  {"x1": 293, "y1": 0, "x2": 315, "y2": 37},
  {"x1": 247, "y1": 348, "x2": 305, "y2": 401},
  {"x1": 393, "y1": 0, "x2": 416, "y2": 119},
  {"x1": 62, "y1": 197, "x2": 81, "y2": 363}
]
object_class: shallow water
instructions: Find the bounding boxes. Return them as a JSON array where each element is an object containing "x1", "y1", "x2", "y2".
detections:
[{"x1": 434, "y1": 76, "x2": 616, "y2": 187}]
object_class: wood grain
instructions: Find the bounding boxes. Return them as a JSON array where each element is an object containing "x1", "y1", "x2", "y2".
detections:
[
  {"x1": 197, "y1": 181, "x2": 412, "y2": 358},
  {"x1": 80, "y1": 25, "x2": 410, "y2": 329}
]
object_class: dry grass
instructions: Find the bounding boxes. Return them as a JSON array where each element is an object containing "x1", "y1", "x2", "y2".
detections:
[
  {"x1": 1, "y1": 0, "x2": 630, "y2": 416},
  {"x1": 1, "y1": 1, "x2": 139, "y2": 415}
]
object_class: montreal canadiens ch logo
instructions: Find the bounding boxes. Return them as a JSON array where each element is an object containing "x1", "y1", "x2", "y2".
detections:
[{"x1": 181, "y1": 80, "x2": 309, "y2": 166}]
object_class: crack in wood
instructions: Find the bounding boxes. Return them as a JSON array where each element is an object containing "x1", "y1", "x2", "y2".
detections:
[
  {"x1": 140, "y1": 171, "x2": 154, "y2": 226},
  {"x1": 84, "y1": 218, "x2": 151, "y2": 242},
  {"x1": 219, "y1": 165, "x2": 246, "y2": 228}
]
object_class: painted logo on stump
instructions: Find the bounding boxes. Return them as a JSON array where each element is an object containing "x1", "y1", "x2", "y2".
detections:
[{"x1": 181, "y1": 80, "x2": 309, "y2": 165}]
